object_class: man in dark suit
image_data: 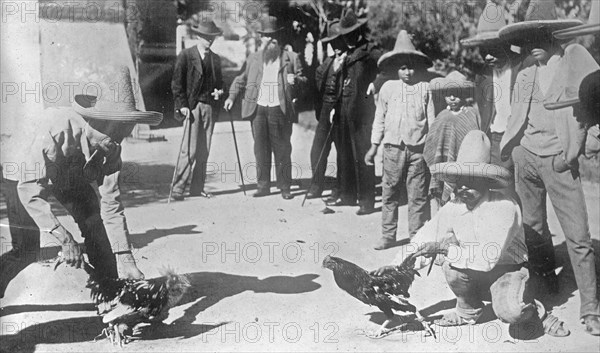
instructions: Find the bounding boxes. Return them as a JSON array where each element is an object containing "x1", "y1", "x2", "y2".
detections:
[
  {"x1": 224, "y1": 16, "x2": 306, "y2": 200},
  {"x1": 171, "y1": 19, "x2": 224, "y2": 201}
]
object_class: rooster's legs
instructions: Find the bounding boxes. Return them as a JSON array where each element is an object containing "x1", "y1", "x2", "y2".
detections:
[{"x1": 415, "y1": 310, "x2": 436, "y2": 339}]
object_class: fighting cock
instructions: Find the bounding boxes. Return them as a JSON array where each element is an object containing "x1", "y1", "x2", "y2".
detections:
[
  {"x1": 84, "y1": 262, "x2": 190, "y2": 346},
  {"x1": 323, "y1": 247, "x2": 444, "y2": 338}
]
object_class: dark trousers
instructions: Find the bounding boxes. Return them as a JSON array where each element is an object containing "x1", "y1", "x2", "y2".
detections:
[
  {"x1": 381, "y1": 144, "x2": 430, "y2": 240},
  {"x1": 309, "y1": 103, "x2": 339, "y2": 193},
  {"x1": 488, "y1": 131, "x2": 519, "y2": 204},
  {"x1": 512, "y1": 145, "x2": 599, "y2": 318},
  {"x1": 173, "y1": 102, "x2": 217, "y2": 195},
  {"x1": 337, "y1": 121, "x2": 375, "y2": 208},
  {"x1": 252, "y1": 105, "x2": 293, "y2": 191}
]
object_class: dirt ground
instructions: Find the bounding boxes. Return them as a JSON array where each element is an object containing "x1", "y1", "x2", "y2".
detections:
[{"x1": 1, "y1": 111, "x2": 599, "y2": 352}]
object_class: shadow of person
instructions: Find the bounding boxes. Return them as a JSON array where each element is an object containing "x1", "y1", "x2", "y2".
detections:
[
  {"x1": 174, "y1": 272, "x2": 321, "y2": 325},
  {"x1": 128, "y1": 225, "x2": 202, "y2": 249},
  {"x1": 0, "y1": 315, "x2": 220, "y2": 353}
]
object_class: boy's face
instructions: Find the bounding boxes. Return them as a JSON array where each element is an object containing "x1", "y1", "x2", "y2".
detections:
[
  {"x1": 479, "y1": 45, "x2": 510, "y2": 68},
  {"x1": 445, "y1": 94, "x2": 463, "y2": 111},
  {"x1": 398, "y1": 65, "x2": 415, "y2": 83}
]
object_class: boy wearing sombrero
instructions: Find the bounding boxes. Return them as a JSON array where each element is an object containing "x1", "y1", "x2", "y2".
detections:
[
  {"x1": 171, "y1": 18, "x2": 224, "y2": 201},
  {"x1": 1, "y1": 66, "x2": 160, "y2": 296},
  {"x1": 374, "y1": 131, "x2": 551, "y2": 332},
  {"x1": 424, "y1": 71, "x2": 479, "y2": 206},
  {"x1": 365, "y1": 30, "x2": 435, "y2": 250},
  {"x1": 499, "y1": 0, "x2": 600, "y2": 335},
  {"x1": 461, "y1": 1, "x2": 530, "y2": 169}
]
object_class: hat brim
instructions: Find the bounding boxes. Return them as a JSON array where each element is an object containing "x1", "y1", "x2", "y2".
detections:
[
  {"x1": 73, "y1": 95, "x2": 163, "y2": 126},
  {"x1": 430, "y1": 77, "x2": 476, "y2": 92},
  {"x1": 498, "y1": 20, "x2": 583, "y2": 45},
  {"x1": 430, "y1": 162, "x2": 513, "y2": 189},
  {"x1": 321, "y1": 34, "x2": 339, "y2": 43},
  {"x1": 554, "y1": 23, "x2": 600, "y2": 39},
  {"x1": 460, "y1": 31, "x2": 504, "y2": 47},
  {"x1": 257, "y1": 27, "x2": 284, "y2": 35},
  {"x1": 544, "y1": 97, "x2": 580, "y2": 110},
  {"x1": 378, "y1": 51, "x2": 433, "y2": 70},
  {"x1": 337, "y1": 18, "x2": 368, "y2": 35}
]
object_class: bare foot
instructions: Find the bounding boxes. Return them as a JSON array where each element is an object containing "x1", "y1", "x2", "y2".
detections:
[{"x1": 116, "y1": 253, "x2": 145, "y2": 279}]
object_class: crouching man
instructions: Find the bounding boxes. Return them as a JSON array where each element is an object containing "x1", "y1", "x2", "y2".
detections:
[
  {"x1": 373, "y1": 130, "x2": 568, "y2": 337},
  {"x1": 1, "y1": 67, "x2": 160, "y2": 297}
]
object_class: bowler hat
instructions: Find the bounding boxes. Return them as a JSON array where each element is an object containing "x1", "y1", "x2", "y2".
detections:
[
  {"x1": 258, "y1": 16, "x2": 284, "y2": 35},
  {"x1": 190, "y1": 19, "x2": 223, "y2": 37}
]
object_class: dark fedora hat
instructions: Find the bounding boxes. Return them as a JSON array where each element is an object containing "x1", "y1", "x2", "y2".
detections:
[
  {"x1": 322, "y1": 20, "x2": 341, "y2": 43},
  {"x1": 338, "y1": 9, "x2": 367, "y2": 35},
  {"x1": 258, "y1": 16, "x2": 284, "y2": 35},
  {"x1": 190, "y1": 19, "x2": 223, "y2": 37}
]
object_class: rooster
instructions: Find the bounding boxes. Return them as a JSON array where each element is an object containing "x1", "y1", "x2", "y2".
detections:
[
  {"x1": 323, "y1": 247, "x2": 444, "y2": 338},
  {"x1": 84, "y1": 262, "x2": 191, "y2": 346}
]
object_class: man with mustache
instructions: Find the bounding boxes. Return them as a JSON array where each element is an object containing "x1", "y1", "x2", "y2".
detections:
[
  {"x1": 225, "y1": 16, "x2": 306, "y2": 200},
  {"x1": 498, "y1": 0, "x2": 600, "y2": 335},
  {"x1": 461, "y1": 1, "x2": 530, "y2": 170}
]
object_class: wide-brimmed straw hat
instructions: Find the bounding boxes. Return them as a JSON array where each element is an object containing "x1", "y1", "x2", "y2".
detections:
[
  {"x1": 73, "y1": 66, "x2": 163, "y2": 126},
  {"x1": 337, "y1": 9, "x2": 367, "y2": 35},
  {"x1": 257, "y1": 16, "x2": 284, "y2": 35},
  {"x1": 322, "y1": 20, "x2": 341, "y2": 43},
  {"x1": 498, "y1": 0, "x2": 582, "y2": 46},
  {"x1": 430, "y1": 130, "x2": 512, "y2": 188},
  {"x1": 430, "y1": 71, "x2": 476, "y2": 98},
  {"x1": 461, "y1": 1, "x2": 509, "y2": 48},
  {"x1": 190, "y1": 19, "x2": 223, "y2": 37},
  {"x1": 377, "y1": 30, "x2": 432, "y2": 71},
  {"x1": 554, "y1": 0, "x2": 600, "y2": 39}
]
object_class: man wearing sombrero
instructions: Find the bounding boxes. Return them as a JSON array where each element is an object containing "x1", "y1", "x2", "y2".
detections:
[
  {"x1": 461, "y1": 0, "x2": 530, "y2": 169},
  {"x1": 225, "y1": 16, "x2": 306, "y2": 200},
  {"x1": 171, "y1": 18, "x2": 224, "y2": 201},
  {"x1": 0, "y1": 66, "x2": 160, "y2": 297},
  {"x1": 499, "y1": 0, "x2": 600, "y2": 335},
  {"x1": 328, "y1": 9, "x2": 383, "y2": 215},
  {"x1": 374, "y1": 131, "x2": 554, "y2": 333}
]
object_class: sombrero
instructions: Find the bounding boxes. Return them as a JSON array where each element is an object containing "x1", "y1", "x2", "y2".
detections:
[
  {"x1": 190, "y1": 19, "x2": 223, "y2": 37},
  {"x1": 461, "y1": 1, "x2": 509, "y2": 48},
  {"x1": 337, "y1": 9, "x2": 367, "y2": 35},
  {"x1": 498, "y1": 0, "x2": 582, "y2": 46},
  {"x1": 73, "y1": 66, "x2": 163, "y2": 126},
  {"x1": 321, "y1": 20, "x2": 341, "y2": 43},
  {"x1": 554, "y1": 0, "x2": 600, "y2": 39},
  {"x1": 430, "y1": 71, "x2": 476, "y2": 97},
  {"x1": 430, "y1": 130, "x2": 512, "y2": 188},
  {"x1": 377, "y1": 30, "x2": 432, "y2": 71},
  {"x1": 257, "y1": 16, "x2": 284, "y2": 35}
]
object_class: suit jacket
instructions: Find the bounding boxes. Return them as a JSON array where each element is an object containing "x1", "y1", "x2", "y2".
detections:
[
  {"x1": 339, "y1": 41, "x2": 382, "y2": 126},
  {"x1": 474, "y1": 56, "x2": 531, "y2": 133},
  {"x1": 500, "y1": 44, "x2": 599, "y2": 170},
  {"x1": 172, "y1": 46, "x2": 223, "y2": 120},
  {"x1": 228, "y1": 49, "x2": 306, "y2": 123}
]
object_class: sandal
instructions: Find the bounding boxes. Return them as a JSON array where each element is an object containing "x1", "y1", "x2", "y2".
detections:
[
  {"x1": 582, "y1": 315, "x2": 600, "y2": 336},
  {"x1": 434, "y1": 311, "x2": 478, "y2": 327},
  {"x1": 543, "y1": 314, "x2": 570, "y2": 337}
]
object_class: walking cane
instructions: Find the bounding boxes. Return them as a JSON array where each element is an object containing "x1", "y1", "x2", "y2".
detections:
[
  {"x1": 229, "y1": 114, "x2": 247, "y2": 195},
  {"x1": 168, "y1": 109, "x2": 190, "y2": 204},
  {"x1": 302, "y1": 109, "x2": 336, "y2": 207}
]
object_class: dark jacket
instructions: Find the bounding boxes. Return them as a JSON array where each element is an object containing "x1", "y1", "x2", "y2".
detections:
[
  {"x1": 340, "y1": 41, "x2": 382, "y2": 126},
  {"x1": 228, "y1": 49, "x2": 307, "y2": 123},
  {"x1": 172, "y1": 47, "x2": 223, "y2": 120}
]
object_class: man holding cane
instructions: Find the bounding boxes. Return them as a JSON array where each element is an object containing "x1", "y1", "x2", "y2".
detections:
[{"x1": 171, "y1": 19, "x2": 224, "y2": 201}]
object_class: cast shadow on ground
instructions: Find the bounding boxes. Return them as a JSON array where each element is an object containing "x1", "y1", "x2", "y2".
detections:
[
  {"x1": 174, "y1": 272, "x2": 321, "y2": 325},
  {"x1": 0, "y1": 315, "x2": 223, "y2": 353},
  {"x1": 0, "y1": 303, "x2": 95, "y2": 318},
  {"x1": 128, "y1": 224, "x2": 202, "y2": 249}
]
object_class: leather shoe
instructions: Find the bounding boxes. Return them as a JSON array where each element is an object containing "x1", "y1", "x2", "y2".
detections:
[
  {"x1": 281, "y1": 190, "x2": 294, "y2": 200},
  {"x1": 356, "y1": 205, "x2": 375, "y2": 216},
  {"x1": 253, "y1": 189, "x2": 270, "y2": 198},
  {"x1": 583, "y1": 315, "x2": 600, "y2": 336},
  {"x1": 306, "y1": 189, "x2": 322, "y2": 199},
  {"x1": 326, "y1": 198, "x2": 357, "y2": 207},
  {"x1": 374, "y1": 237, "x2": 396, "y2": 251},
  {"x1": 171, "y1": 194, "x2": 184, "y2": 201}
]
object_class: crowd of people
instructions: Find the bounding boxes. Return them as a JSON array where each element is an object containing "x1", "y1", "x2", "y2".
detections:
[{"x1": 1, "y1": 0, "x2": 599, "y2": 341}]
